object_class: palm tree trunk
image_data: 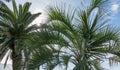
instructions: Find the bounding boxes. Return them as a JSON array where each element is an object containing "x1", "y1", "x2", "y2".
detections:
[
  {"x1": 9, "y1": 39, "x2": 22, "y2": 70},
  {"x1": 12, "y1": 50, "x2": 22, "y2": 70}
]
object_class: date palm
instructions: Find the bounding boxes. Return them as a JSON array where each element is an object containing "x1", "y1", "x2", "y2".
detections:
[
  {"x1": 29, "y1": 0, "x2": 120, "y2": 70},
  {"x1": 0, "y1": 0, "x2": 40, "y2": 70}
]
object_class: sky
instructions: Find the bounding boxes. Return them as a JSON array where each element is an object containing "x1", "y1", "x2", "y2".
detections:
[{"x1": 1, "y1": 0, "x2": 120, "y2": 70}]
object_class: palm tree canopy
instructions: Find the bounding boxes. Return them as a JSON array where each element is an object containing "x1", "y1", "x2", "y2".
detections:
[
  {"x1": 0, "y1": 0, "x2": 41, "y2": 68},
  {"x1": 29, "y1": 0, "x2": 120, "y2": 70}
]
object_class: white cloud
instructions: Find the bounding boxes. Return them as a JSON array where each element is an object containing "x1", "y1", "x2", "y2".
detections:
[
  {"x1": 31, "y1": 9, "x2": 48, "y2": 25},
  {"x1": 111, "y1": 3, "x2": 119, "y2": 12}
]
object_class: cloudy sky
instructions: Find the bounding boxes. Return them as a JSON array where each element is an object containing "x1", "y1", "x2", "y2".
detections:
[{"x1": 1, "y1": 0, "x2": 120, "y2": 70}]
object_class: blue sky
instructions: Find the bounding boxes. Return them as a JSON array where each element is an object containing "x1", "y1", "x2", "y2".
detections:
[
  {"x1": 1, "y1": 0, "x2": 120, "y2": 70},
  {"x1": 109, "y1": 0, "x2": 120, "y2": 26}
]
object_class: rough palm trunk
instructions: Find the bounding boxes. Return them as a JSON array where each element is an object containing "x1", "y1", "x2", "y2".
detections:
[
  {"x1": 12, "y1": 50, "x2": 22, "y2": 70},
  {"x1": 10, "y1": 40, "x2": 22, "y2": 70}
]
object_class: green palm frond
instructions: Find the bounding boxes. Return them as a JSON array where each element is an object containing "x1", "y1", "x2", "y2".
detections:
[
  {"x1": 0, "y1": 0, "x2": 41, "y2": 69},
  {"x1": 34, "y1": 0, "x2": 119, "y2": 70},
  {"x1": 24, "y1": 0, "x2": 120, "y2": 70}
]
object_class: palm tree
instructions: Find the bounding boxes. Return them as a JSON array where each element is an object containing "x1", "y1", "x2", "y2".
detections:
[
  {"x1": 0, "y1": 0, "x2": 40, "y2": 70},
  {"x1": 29, "y1": 0, "x2": 120, "y2": 70},
  {"x1": 26, "y1": 27, "x2": 69, "y2": 70}
]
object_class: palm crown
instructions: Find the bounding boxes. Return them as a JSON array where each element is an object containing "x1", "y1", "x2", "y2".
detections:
[
  {"x1": 0, "y1": 0, "x2": 40, "y2": 70},
  {"x1": 0, "y1": 0, "x2": 120, "y2": 70},
  {"x1": 29, "y1": 0, "x2": 120, "y2": 70}
]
